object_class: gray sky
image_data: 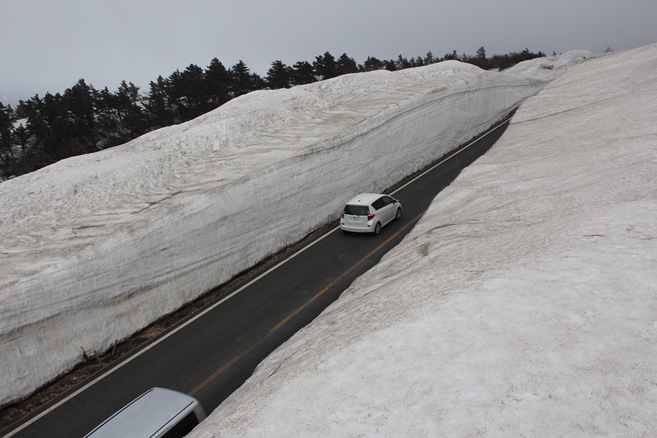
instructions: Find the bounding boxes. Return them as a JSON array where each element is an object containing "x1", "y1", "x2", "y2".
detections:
[{"x1": 1, "y1": 0, "x2": 656, "y2": 106}]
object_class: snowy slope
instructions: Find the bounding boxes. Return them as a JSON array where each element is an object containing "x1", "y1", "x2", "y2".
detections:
[
  {"x1": 191, "y1": 44, "x2": 657, "y2": 436},
  {"x1": 0, "y1": 54, "x2": 590, "y2": 408}
]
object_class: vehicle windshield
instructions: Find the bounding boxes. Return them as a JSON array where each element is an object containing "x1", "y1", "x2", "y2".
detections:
[{"x1": 344, "y1": 205, "x2": 369, "y2": 216}]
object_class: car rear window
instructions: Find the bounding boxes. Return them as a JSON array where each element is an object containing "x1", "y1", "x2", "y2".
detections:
[
  {"x1": 372, "y1": 198, "x2": 385, "y2": 210},
  {"x1": 344, "y1": 205, "x2": 369, "y2": 216}
]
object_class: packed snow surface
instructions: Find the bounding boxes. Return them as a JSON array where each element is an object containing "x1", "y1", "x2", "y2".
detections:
[
  {"x1": 191, "y1": 44, "x2": 657, "y2": 436},
  {"x1": 1, "y1": 52, "x2": 593, "y2": 408}
]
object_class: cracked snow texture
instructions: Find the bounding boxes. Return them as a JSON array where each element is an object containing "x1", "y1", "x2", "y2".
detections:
[
  {"x1": 190, "y1": 45, "x2": 657, "y2": 437},
  {"x1": 0, "y1": 58, "x2": 582, "y2": 407}
]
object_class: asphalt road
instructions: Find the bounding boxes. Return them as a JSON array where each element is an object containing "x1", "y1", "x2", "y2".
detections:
[{"x1": 2, "y1": 119, "x2": 509, "y2": 438}]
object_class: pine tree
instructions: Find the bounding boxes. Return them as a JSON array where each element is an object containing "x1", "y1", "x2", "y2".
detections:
[
  {"x1": 180, "y1": 64, "x2": 208, "y2": 118},
  {"x1": 424, "y1": 51, "x2": 435, "y2": 65},
  {"x1": 362, "y1": 56, "x2": 385, "y2": 71},
  {"x1": 167, "y1": 70, "x2": 185, "y2": 121},
  {"x1": 474, "y1": 46, "x2": 489, "y2": 69},
  {"x1": 313, "y1": 52, "x2": 338, "y2": 80},
  {"x1": 290, "y1": 61, "x2": 316, "y2": 85},
  {"x1": 336, "y1": 53, "x2": 359, "y2": 76},
  {"x1": 94, "y1": 86, "x2": 119, "y2": 144},
  {"x1": 0, "y1": 102, "x2": 16, "y2": 176},
  {"x1": 395, "y1": 55, "x2": 411, "y2": 70},
  {"x1": 205, "y1": 58, "x2": 231, "y2": 106},
  {"x1": 115, "y1": 80, "x2": 147, "y2": 138},
  {"x1": 37, "y1": 92, "x2": 68, "y2": 162},
  {"x1": 14, "y1": 124, "x2": 31, "y2": 174},
  {"x1": 266, "y1": 60, "x2": 292, "y2": 89},
  {"x1": 64, "y1": 79, "x2": 97, "y2": 152},
  {"x1": 145, "y1": 76, "x2": 173, "y2": 128},
  {"x1": 230, "y1": 60, "x2": 262, "y2": 97}
]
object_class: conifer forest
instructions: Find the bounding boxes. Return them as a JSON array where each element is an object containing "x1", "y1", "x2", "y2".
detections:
[{"x1": 0, "y1": 48, "x2": 546, "y2": 180}]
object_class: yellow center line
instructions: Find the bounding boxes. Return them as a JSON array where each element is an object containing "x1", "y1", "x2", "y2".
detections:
[
  {"x1": 8, "y1": 122, "x2": 507, "y2": 437},
  {"x1": 190, "y1": 352, "x2": 246, "y2": 396},
  {"x1": 191, "y1": 209, "x2": 427, "y2": 396}
]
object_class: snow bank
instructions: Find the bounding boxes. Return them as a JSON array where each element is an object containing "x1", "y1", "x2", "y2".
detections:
[
  {"x1": 0, "y1": 57, "x2": 584, "y2": 407},
  {"x1": 192, "y1": 44, "x2": 657, "y2": 436}
]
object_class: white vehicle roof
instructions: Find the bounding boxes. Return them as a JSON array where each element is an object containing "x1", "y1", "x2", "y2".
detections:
[
  {"x1": 345, "y1": 193, "x2": 385, "y2": 205},
  {"x1": 84, "y1": 387, "x2": 203, "y2": 438}
]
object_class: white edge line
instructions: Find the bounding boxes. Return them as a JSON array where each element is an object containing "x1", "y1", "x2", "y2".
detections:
[
  {"x1": 391, "y1": 119, "x2": 507, "y2": 196},
  {"x1": 2, "y1": 118, "x2": 509, "y2": 438},
  {"x1": 3, "y1": 227, "x2": 339, "y2": 438}
]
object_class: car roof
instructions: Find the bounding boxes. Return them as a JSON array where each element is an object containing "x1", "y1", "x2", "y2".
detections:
[
  {"x1": 345, "y1": 193, "x2": 385, "y2": 205},
  {"x1": 85, "y1": 387, "x2": 199, "y2": 437}
]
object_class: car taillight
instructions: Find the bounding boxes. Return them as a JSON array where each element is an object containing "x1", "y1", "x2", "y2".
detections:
[
  {"x1": 341, "y1": 213, "x2": 344, "y2": 218},
  {"x1": 367, "y1": 214, "x2": 375, "y2": 220}
]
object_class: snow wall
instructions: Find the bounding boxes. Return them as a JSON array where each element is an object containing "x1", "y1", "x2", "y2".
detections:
[{"x1": 0, "y1": 59, "x2": 578, "y2": 407}]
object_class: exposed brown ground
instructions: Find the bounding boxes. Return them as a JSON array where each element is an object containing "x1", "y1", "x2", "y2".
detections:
[{"x1": 0, "y1": 229, "x2": 311, "y2": 433}]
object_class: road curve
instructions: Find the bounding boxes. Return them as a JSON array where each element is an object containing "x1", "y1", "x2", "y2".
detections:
[{"x1": 2, "y1": 119, "x2": 510, "y2": 438}]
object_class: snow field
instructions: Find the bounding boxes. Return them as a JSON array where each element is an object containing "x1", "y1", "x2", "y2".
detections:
[
  {"x1": 191, "y1": 45, "x2": 657, "y2": 436},
  {"x1": 0, "y1": 56, "x2": 585, "y2": 408}
]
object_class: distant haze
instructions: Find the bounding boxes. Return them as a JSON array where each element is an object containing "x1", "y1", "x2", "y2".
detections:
[{"x1": 1, "y1": 0, "x2": 656, "y2": 105}]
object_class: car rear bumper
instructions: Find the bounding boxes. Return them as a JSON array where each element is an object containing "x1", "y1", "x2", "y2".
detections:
[{"x1": 340, "y1": 223, "x2": 374, "y2": 233}]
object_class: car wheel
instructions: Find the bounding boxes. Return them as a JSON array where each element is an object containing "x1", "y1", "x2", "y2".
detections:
[
  {"x1": 395, "y1": 208, "x2": 402, "y2": 220},
  {"x1": 374, "y1": 222, "x2": 382, "y2": 235}
]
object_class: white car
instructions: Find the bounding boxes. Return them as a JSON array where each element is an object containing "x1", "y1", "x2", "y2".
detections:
[
  {"x1": 84, "y1": 387, "x2": 205, "y2": 438},
  {"x1": 340, "y1": 193, "x2": 402, "y2": 235}
]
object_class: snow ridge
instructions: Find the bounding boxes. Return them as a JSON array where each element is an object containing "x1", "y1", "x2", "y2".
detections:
[{"x1": 0, "y1": 56, "x2": 583, "y2": 407}]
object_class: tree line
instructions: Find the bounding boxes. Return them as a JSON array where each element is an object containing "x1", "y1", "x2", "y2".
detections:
[{"x1": 0, "y1": 47, "x2": 546, "y2": 180}]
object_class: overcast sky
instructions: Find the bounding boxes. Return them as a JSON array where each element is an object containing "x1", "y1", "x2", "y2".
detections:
[{"x1": 1, "y1": 0, "x2": 656, "y2": 106}]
